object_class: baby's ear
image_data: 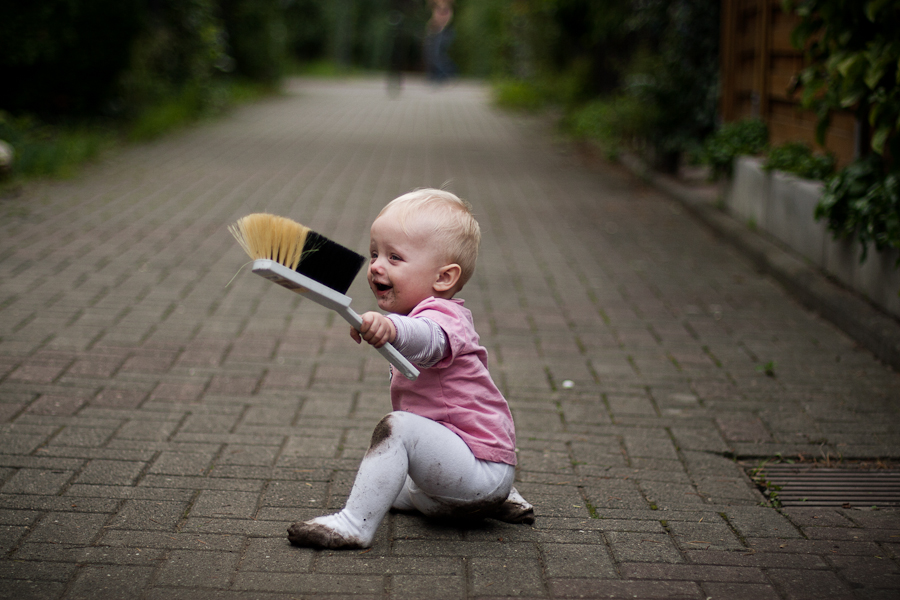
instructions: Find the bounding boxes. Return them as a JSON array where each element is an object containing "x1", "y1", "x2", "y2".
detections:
[{"x1": 434, "y1": 264, "x2": 462, "y2": 294}]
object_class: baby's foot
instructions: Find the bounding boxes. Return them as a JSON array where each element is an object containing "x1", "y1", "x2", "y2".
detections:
[
  {"x1": 490, "y1": 487, "x2": 535, "y2": 525},
  {"x1": 287, "y1": 516, "x2": 368, "y2": 549}
]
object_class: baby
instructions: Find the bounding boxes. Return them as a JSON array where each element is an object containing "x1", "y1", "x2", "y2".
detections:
[{"x1": 287, "y1": 188, "x2": 533, "y2": 549}]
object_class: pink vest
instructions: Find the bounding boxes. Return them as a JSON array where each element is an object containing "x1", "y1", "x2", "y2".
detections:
[{"x1": 390, "y1": 297, "x2": 517, "y2": 465}]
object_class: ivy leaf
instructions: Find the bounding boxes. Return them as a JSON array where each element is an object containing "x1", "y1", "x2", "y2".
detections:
[
  {"x1": 840, "y1": 89, "x2": 864, "y2": 108},
  {"x1": 865, "y1": 54, "x2": 887, "y2": 90},
  {"x1": 865, "y1": 0, "x2": 892, "y2": 23},
  {"x1": 872, "y1": 126, "x2": 889, "y2": 155}
]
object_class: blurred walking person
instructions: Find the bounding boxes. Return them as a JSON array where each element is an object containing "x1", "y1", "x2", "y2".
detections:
[{"x1": 424, "y1": 0, "x2": 455, "y2": 83}]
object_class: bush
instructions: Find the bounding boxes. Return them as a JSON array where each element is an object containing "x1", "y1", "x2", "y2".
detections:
[
  {"x1": 815, "y1": 155, "x2": 900, "y2": 262},
  {"x1": 700, "y1": 119, "x2": 768, "y2": 179},
  {"x1": 763, "y1": 141, "x2": 836, "y2": 181},
  {"x1": 563, "y1": 95, "x2": 653, "y2": 160},
  {"x1": 492, "y1": 79, "x2": 546, "y2": 111}
]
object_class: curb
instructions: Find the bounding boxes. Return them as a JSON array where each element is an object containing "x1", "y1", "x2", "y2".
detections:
[{"x1": 620, "y1": 153, "x2": 900, "y2": 373}]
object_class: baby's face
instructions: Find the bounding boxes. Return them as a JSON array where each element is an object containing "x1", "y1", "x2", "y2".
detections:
[{"x1": 367, "y1": 211, "x2": 447, "y2": 315}]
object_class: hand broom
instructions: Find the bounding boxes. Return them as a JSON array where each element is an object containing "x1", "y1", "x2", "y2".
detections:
[{"x1": 229, "y1": 213, "x2": 419, "y2": 380}]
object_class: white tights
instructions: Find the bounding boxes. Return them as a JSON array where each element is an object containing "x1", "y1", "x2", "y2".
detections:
[{"x1": 296, "y1": 411, "x2": 516, "y2": 548}]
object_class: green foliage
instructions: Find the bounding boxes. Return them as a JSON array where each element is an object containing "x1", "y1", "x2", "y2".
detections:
[
  {"x1": 785, "y1": 0, "x2": 900, "y2": 161},
  {"x1": 491, "y1": 80, "x2": 546, "y2": 112},
  {"x1": 563, "y1": 95, "x2": 655, "y2": 160},
  {"x1": 475, "y1": 0, "x2": 721, "y2": 168},
  {"x1": 625, "y1": 0, "x2": 721, "y2": 164},
  {"x1": 0, "y1": 0, "x2": 142, "y2": 116},
  {"x1": 220, "y1": 0, "x2": 288, "y2": 82},
  {"x1": 700, "y1": 119, "x2": 769, "y2": 179},
  {"x1": 786, "y1": 1, "x2": 900, "y2": 263},
  {"x1": 815, "y1": 155, "x2": 900, "y2": 261},
  {"x1": 454, "y1": 0, "x2": 518, "y2": 77},
  {"x1": 118, "y1": 0, "x2": 229, "y2": 117},
  {"x1": 763, "y1": 142, "x2": 836, "y2": 181}
]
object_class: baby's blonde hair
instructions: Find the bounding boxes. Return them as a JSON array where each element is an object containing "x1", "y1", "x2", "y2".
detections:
[{"x1": 379, "y1": 188, "x2": 481, "y2": 290}]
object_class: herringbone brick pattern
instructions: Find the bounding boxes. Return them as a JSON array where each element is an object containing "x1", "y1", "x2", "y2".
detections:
[{"x1": 1, "y1": 78, "x2": 898, "y2": 599}]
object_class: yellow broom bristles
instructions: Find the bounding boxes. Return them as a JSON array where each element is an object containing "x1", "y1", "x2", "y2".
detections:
[{"x1": 228, "y1": 213, "x2": 310, "y2": 271}]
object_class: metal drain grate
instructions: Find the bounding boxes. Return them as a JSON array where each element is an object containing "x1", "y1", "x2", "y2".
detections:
[{"x1": 750, "y1": 464, "x2": 900, "y2": 508}]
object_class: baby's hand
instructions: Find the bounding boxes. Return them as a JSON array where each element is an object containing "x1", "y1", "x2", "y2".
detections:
[{"x1": 351, "y1": 312, "x2": 396, "y2": 349}]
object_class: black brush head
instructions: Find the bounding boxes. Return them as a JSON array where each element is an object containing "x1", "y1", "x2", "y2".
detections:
[{"x1": 298, "y1": 231, "x2": 366, "y2": 295}]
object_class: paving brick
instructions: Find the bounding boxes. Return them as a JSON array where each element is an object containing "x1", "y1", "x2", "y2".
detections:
[
  {"x1": 190, "y1": 490, "x2": 259, "y2": 519},
  {"x1": 25, "y1": 511, "x2": 109, "y2": 545},
  {"x1": 26, "y1": 394, "x2": 88, "y2": 416},
  {"x1": 765, "y1": 568, "x2": 856, "y2": 599},
  {"x1": 91, "y1": 388, "x2": 147, "y2": 409},
  {"x1": 724, "y1": 506, "x2": 803, "y2": 539},
  {"x1": 1, "y1": 469, "x2": 74, "y2": 495},
  {"x1": 75, "y1": 459, "x2": 146, "y2": 486},
  {"x1": 605, "y1": 531, "x2": 685, "y2": 563},
  {"x1": 548, "y1": 578, "x2": 702, "y2": 599},
  {"x1": 49, "y1": 426, "x2": 115, "y2": 448},
  {"x1": 149, "y1": 451, "x2": 216, "y2": 476},
  {"x1": 156, "y1": 549, "x2": 240, "y2": 589},
  {"x1": 238, "y1": 536, "x2": 314, "y2": 573},
  {"x1": 150, "y1": 381, "x2": 206, "y2": 403},
  {"x1": 469, "y1": 557, "x2": 546, "y2": 597},
  {"x1": 618, "y1": 562, "x2": 767, "y2": 583},
  {"x1": 665, "y1": 520, "x2": 746, "y2": 552},
  {"x1": 65, "y1": 565, "x2": 155, "y2": 600},
  {"x1": 0, "y1": 578, "x2": 65, "y2": 600},
  {"x1": 826, "y1": 554, "x2": 900, "y2": 588},
  {"x1": 540, "y1": 543, "x2": 618, "y2": 578},
  {"x1": 0, "y1": 558, "x2": 77, "y2": 582},
  {"x1": 701, "y1": 582, "x2": 782, "y2": 600},
  {"x1": 232, "y1": 571, "x2": 384, "y2": 594}
]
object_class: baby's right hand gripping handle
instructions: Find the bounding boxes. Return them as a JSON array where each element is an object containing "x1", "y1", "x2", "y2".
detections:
[{"x1": 341, "y1": 307, "x2": 420, "y2": 381}]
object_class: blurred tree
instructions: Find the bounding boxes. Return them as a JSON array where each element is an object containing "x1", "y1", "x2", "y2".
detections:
[
  {"x1": 220, "y1": 0, "x2": 288, "y2": 82},
  {"x1": 285, "y1": 0, "x2": 329, "y2": 62},
  {"x1": 119, "y1": 0, "x2": 228, "y2": 116},
  {"x1": 627, "y1": 0, "x2": 720, "y2": 170},
  {"x1": 0, "y1": 0, "x2": 143, "y2": 116},
  {"x1": 0, "y1": 0, "x2": 228, "y2": 118}
]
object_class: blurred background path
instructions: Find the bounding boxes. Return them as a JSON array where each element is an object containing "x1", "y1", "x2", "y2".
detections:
[{"x1": 1, "y1": 77, "x2": 898, "y2": 599}]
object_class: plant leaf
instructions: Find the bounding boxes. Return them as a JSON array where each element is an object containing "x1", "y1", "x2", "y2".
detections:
[{"x1": 872, "y1": 127, "x2": 889, "y2": 155}]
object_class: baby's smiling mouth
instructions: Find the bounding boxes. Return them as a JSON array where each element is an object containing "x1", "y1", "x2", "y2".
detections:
[{"x1": 374, "y1": 282, "x2": 392, "y2": 292}]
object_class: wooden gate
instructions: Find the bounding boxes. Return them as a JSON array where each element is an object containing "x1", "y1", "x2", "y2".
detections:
[{"x1": 719, "y1": 0, "x2": 858, "y2": 166}]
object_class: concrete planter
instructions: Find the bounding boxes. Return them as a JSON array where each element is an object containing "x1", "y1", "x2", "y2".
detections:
[{"x1": 725, "y1": 156, "x2": 900, "y2": 319}]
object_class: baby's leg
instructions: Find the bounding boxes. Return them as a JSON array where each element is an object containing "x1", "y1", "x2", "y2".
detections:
[{"x1": 287, "y1": 411, "x2": 512, "y2": 549}]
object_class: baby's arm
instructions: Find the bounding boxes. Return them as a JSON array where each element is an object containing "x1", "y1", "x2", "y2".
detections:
[
  {"x1": 386, "y1": 314, "x2": 449, "y2": 367},
  {"x1": 351, "y1": 313, "x2": 448, "y2": 367}
]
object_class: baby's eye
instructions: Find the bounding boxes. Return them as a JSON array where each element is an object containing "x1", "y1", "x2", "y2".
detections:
[
  {"x1": 370, "y1": 251, "x2": 378, "y2": 260},
  {"x1": 390, "y1": 254, "x2": 402, "y2": 262}
]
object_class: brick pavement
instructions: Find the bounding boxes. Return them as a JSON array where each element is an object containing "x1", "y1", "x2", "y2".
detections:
[{"x1": 1, "y1": 77, "x2": 899, "y2": 599}]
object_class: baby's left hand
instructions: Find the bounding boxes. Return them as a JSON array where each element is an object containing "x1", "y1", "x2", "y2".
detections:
[{"x1": 351, "y1": 312, "x2": 397, "y2": 349}]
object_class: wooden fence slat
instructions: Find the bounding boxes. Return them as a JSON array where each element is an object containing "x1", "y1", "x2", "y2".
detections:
[{"x1": 720, "y1": 0, "x2": 858, "y2": 166}]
